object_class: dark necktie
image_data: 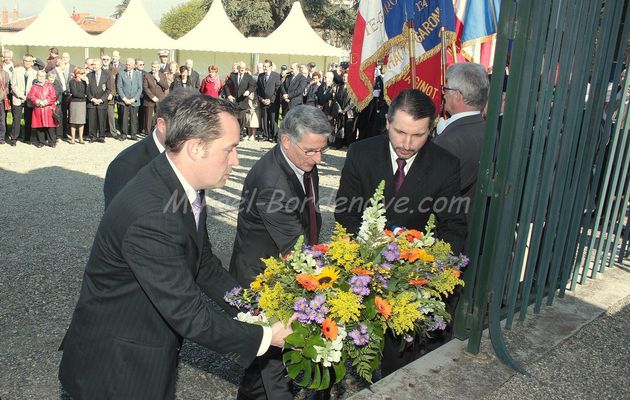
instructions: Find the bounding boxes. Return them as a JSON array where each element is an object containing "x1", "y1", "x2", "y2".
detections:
[
  {"x1": 394, "y1": 158, "x2": 407, "y2": 194},
  {"x1": 303, "y1": 172, "x2": 319, "y2": 245},
  {"x1": 238, "y1": 73, "x2": 242, "y2": 86},
  {"x1": 265, "y1": 73, "x2": 269, "y2": 83},
  {"x1": 192, "y1": 190, "x2": 205, "y2": 230}
]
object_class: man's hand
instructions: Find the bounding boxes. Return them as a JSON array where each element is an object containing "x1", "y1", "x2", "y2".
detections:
[
  {"x1": 243, "y1": 90, "x2": 250, "y2": 97},
  {"x1": 227, "y1": 95, "x2": 235, "y2": 102},
  {"x1": 270, "y1": 314, "x2": 297, "y2": 348}
]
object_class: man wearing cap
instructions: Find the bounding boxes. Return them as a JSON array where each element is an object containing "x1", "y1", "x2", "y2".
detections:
[
  {"x1": 158, "y1": 50, "x2": 169, "y2": 74},
  {"x1": 307, "y1": 62, "x2": 317, "y2": 80}
]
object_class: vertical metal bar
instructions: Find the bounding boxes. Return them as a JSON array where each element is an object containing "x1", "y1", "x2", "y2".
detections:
[
  {"x1": 537, "y1": 0, "x2": 620, "y2": 311},
  {"x1": 526, "y1": 0, "x2": 603, "y2": 314},
  {"x1": 453, "y1": 0, "x2": 517, "y2": 341},
  {"x1": 571, "y1": 0, "x2": 627, "y2": 284},
  {"x1": 600, "y1": 137, "x2": 630, "y2": 270},
  {"x1": 463, "y1": 0, "x2": 531, "y2": 354},
  {"x1": 504, "y1": 0, "x2": 567, "y2": 329}
]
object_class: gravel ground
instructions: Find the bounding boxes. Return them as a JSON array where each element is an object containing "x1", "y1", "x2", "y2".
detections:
[
  {"x1": 0, "y1": 137, "x2": 368, "y2": 400},
  {"x1": 482, "y1": 295, "x2": 630, "y2": 400}
]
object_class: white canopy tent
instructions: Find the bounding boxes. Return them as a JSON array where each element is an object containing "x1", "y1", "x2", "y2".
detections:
[
  {"x1": 176, "y1": 0, "x2": 252, "y2": 53},
  {"x1": 248, "y1": 2, "x2": 344, "y2": 57},
  {"x1": 93, "y1": 0, "x2": 177, "y2": 50},
  {"x1": 1, "y1": 0, "x2": 94, "y2": 47}
]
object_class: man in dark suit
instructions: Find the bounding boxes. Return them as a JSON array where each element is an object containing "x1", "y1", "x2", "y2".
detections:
[
  {"x1": 334, "y1": 89, "x2": 467, "y2": 377},
  {"x1": 142, "y1": 60, "x2": 169, "y2": 135},
  {"x1": 186, "y1": 59, "x2": 201, "y2": 89},
  {"x1": 86, "y1": 59, "x2": 111, "y2": 143},
  {"x1": 100, "y1": 53, "x2": 121, "y2": 138},
  {"x1": 230, "y1": 105, "x2": 331, "y2": 400},
  {"x1": 226, "y1": 61, "x2": 256, "y2": 136},
  {"x1": 281, "y1": 63, "x2": 308, "y2": 113},
  {"x1": 104, "y1": 88, "x2": 197, "y2": 209},
  {"x1": 433, "y1": 62, "x2": 488, "y2": 229},
  {"x1": 59, "y1": 95, "x2": 293, "y2": 400},
  {"x1": 256, "y1": 59, "x2": 281, "y2": 142},
  {"x1": 117, "y1": 57, "x2": 143, "y2": 140}
]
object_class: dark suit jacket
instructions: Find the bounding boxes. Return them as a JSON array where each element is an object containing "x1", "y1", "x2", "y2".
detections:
[
  {"x1": 59, "y1": 154, "x2": 263, "y2": 400},
  {"x1": 225, "y1": 72, "x2": 256, "y2": 111},
  {"x1": 229, "y1": 145, "x2": 322, "y2": 287},
  {"x1": 142, "y1": 71, "x2": 168, "y2": 106},
  {"x1": 256, "y1": 71, "x2": 281, "y2": 107},
  {"x1": 282, "y1": 73, "x2": 308, "y2": 110},
  {"x1": 86, "y1": 70, "x2": 110, "y2": 109},
  {"x1": 432, "y1": 113, "x2": 485, "y2": 202},
  {"x1": 334, "y1": 135, "x2": 467, "y2": 253},
  {"x1": 103, "y1": 135, "x2": 161, "y2": 209},
  {"x1": 189, "y1": 69, "x2": 201, "y2": 89}
]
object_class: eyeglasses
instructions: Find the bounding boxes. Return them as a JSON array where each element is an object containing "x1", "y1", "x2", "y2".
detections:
[
  {"x1": 294, "y1": 141, "x2": 328, "y2": 156},
  {"x1": 443, "y1": 86, "x2": 459, "y2": 93}
]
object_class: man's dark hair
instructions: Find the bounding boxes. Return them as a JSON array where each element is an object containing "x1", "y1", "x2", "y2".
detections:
[
  {"x1": 49, "y1": 47, "x2": 59, "y2": 55},
  {"x1": 387, "y1": 89, "x2": 436, "y2": 121},
  {"x1": 156, "y1": 87, "x2": 198, "y2": 122},
  {"x1": 165, "y1": 94, "x2": 239, "y2": 153}
]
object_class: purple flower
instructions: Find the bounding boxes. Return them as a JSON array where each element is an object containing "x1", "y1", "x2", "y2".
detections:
[
  {"x1": 382, "y1": 242, "x2": 400, "y2": 262},
  {"x1": 376, "y1": 275, "x2": 389, "y2": 289},
  {"x1": 349, "y1": 324, "x2": 370, "y2": 346},
  {"x1": 458, "y1": 254, "x2": 470, "y2": 269},
  {"x1": 224, "y1": 287, "x2": 250, "y2": 310},
  {"x1": 432, "y1": 316, "x2": 447, "y2": 331},
  {"x1": 350, "y1": 275, "x2": 371, "y2": 296},
  {"x1": 294, "y1": 295, "x2": 328, "y2": 324}
]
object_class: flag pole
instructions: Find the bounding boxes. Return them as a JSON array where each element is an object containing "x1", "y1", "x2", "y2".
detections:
[
  {"x1": 440, "y1": 25, "x2": 448, "y2": 118},
  {"x1": 408, "y1": 19, "x2": 417, "y2": 89}
]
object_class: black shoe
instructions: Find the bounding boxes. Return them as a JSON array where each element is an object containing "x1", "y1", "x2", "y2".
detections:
[
  {"x1": 0, "y1": 140, "x2": 4, "y2": 144},
  {"x1": 129, "y1": 135, "x2": 138, "y2": 141},
  {"x1": 9, "y1": 139, "x2": 16, "y2": 146},
  {"x1": 35, "y1": 143, "x2": 44, "y2": 148},
  {"x1": 97, "y1": 137, "x2": 105, "y2": 143}
]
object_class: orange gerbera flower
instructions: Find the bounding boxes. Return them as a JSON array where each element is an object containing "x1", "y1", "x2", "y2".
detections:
[
  {"x1": 296, "y1": 274, "x2": 319, "y2": 291},
  {"x1": 351, "y1": 268, "x2": 374, "y2": 276},
  {"x1": 450, "y1": 269, "x2": 462, "y2": 278},
  {"x1": 405, "y1": 229, "x2": 424, "y2": 242},
  {"x1": 321, "y1": 318, "x2": 338, "y2": 340},
  {"x1": 410, "y1": 278, "x2": 429, "y2": 286},
  {"x1": 384, "y1": 229, "x2": 394, "y2": 237},
  {"x1": 400, "y1": 248, "x2": 422, "y2": 262},
  {"x1": 312, "y1": 244, "x2": 330, "y2": 253},
  {"x1": 375, "y1": 296, "x2": 392, "y2": 319}
]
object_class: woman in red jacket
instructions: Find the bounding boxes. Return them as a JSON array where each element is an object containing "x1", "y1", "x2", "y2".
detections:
[
  {"x1": 199, "y1": 65, "x2": 222, "y2": 98},
  {"x1": 29, "y1": 69, "x2": 58, "y2": 148}
]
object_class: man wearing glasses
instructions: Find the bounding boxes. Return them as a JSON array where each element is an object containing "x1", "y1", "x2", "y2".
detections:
[{"x1": 229, "y1": 105, "x2": 330, "y2": 400}]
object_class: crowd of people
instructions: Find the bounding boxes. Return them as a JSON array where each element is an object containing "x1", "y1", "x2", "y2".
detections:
[{"x1": 0, "y1": 47, "x2": 392, "y2": 149}]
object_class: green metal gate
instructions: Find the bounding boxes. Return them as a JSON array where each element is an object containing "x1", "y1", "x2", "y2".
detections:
[{"x1": 452, "y1": 0, "x2": 630, "y2": 372}]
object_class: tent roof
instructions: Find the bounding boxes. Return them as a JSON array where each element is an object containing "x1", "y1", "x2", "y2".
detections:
[
  {"x1": 2, "y1": 0, "x2": 94, "y2": 47},
  {"x1": 251, "y1": 2, "x2": 343, "y2": 57},
  {"x1": 94, "y1": 0, "x2": 177, "y2": 50},
  {"x1": 177, "y1": 0, "x2": 251, "y2": 52}
]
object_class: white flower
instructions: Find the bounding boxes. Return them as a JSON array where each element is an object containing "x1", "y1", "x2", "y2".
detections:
[
  {"x1": 357, "y1": 181, "x2": 388, "y2": 247},
  {"x1": 313, "y1": 326, "x2": 346, "y2": 367},
  {"x1": 235, "y1": 311, "x2": 269, "y2": 326}
]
